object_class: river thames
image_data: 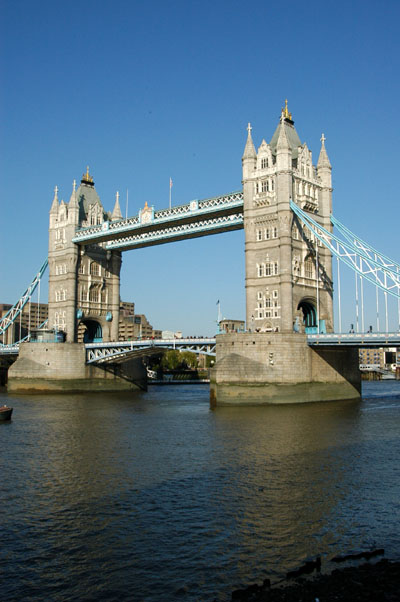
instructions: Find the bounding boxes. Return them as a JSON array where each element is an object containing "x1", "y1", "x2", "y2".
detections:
[{"x1": 1, "y1": 381, "x2": 400, "y2": 601}]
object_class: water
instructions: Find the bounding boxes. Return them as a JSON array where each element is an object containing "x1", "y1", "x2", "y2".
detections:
[{"x1": 1, "y1": 381, "x2": 400, "y2": 601}]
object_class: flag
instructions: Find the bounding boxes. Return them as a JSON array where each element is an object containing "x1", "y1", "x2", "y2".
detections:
[
  {"x1": 170, "y1": 177, "x2": 173, "y2": 189},
  {"x1": 216, "y1": 300, "x2": 220, "y2": 305}
]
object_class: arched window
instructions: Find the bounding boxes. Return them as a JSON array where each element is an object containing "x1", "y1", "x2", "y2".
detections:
[
  {"x1": 305, "y1": 258, "x2": 314, "y2": 279},
  {"x1": 90, "y1": 262, "x2": 101, "y2": 276}
]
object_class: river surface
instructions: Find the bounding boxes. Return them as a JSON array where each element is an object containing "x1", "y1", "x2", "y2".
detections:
[{"x1": 1, "y1": 381, "x2": 400, "y2": 601}]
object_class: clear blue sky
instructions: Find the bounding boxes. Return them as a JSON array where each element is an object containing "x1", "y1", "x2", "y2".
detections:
[{"x1": 1, "y1": 0, "x2": 399, "y2": 335}]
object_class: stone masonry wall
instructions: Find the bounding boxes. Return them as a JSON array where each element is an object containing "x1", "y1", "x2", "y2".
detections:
[
  {"x1": 210, "y1": 332, "x2": 361, "y2": 406},
  {"x1": 7, "y1": 342, "x2": 146, "y2": 393}
]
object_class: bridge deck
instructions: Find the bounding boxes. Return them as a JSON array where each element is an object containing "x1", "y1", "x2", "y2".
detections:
[
  {"x1": 72, "y1": 192, "x2": 244, "y2": 250},
  {"x1": 2, "y1": 333, "x2": 399, "y2": 363}
]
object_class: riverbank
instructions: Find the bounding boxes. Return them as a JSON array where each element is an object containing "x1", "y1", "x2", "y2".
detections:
[{"x1": 231, "y1": 559, "x2": 400, "y2": 601}]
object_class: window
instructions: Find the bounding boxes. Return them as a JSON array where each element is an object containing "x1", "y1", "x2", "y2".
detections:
[
  {"x1": 305, "y1": 258, "x2": 314, "y2": 279},
  {"x1": 274, "y1": 262, "x2": 279, "y2": 275},
  {"x1": 261, "y1": 157, "x2": 268, "y2": 169},
  {"x1": 90, "y1": 262, "x2": 101, "y2": 276},
  {"x1": 261, "y1": 181, "x2": 267, "y2": 193},
  {"x1": 79, "y1": 263, "x2": 85, "y2": 275},
  {"x1": 257, "y1": 264, "x2": 263, "y2": 277},
  {"x1": 272, "y1": 226, "x2": 278, "y2": 238},
  {"x1": 257, "y1": 229, "x2": 262, "y2": 241},
  {"x1": 273, "y1": 290, "x2": 278, "y2": 298},
  {"x1": 257, "y1": 291, "x2": 262, "y2": 300},
  {"x1": 264, "y1": 228, "x2": 270, "y2": 240},
  {"x1": 265, "y1": 298, "x2": 271, "y2": 308},
  {"x1": 56, "y1": 264, "x2": 67, "y2": 275},
  {"x1": 89, "y1": 287, "x2": 100, "y2": 302},
  {"x1": 265, "y1": 262, "x2": 272, "y2": 276}
]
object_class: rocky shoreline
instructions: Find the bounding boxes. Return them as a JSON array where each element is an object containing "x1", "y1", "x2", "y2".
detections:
[{"x1": 230, "y1": 558, "x2": 400, "y2": 601}]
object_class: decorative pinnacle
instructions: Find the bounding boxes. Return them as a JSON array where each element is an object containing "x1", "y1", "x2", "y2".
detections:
[
  {"x1": 81, "y1": 166, "x2": 94, "y2": 184},
  {"x1": 321, "y1": 133, "x2": 326, "y2": 145},
  {"x1": 54, "y1": 185, "x2": 59, "y2": 198},
  {"x1": 282, "y1": 99, "x2": 292, "y2": 121},
  {"x1": 116, "y1": 191, "x2": 120, "y2": 203},
  {"x1": 247, "y1": 122, "x2": 252, "y2": 135},
  {"x1": 73, "y1": 179, "x2": 76, "y2": 192}
]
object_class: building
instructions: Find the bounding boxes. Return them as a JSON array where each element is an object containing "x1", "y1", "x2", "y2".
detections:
[
  {"x1": 48, "y1": 168, "x2": 122, "y2": 342},
  {"x1": 219, "y1": 319, "x2": 245, "y2": 333},
  {"x1": 359, "y1": 347, "x2": 399, "y2": 369},
  {"x1": 0, "y1": 302, "x2": 49, "y2": 345},
  {"x1": 242, "y1": 101, "x2": 333, "y2": 334},
  {"x1": 1, "y1": 300, "x2": 160, "y2": 344}
]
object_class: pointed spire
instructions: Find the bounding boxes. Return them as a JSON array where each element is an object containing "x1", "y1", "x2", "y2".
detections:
[
  {"x1": 276, "y1": 118, "x2": 291, "y2": 152},
  {"x1": 69, "y1": 179, "x2": 78, "y2": 208},
  {"x1": 242, "y1": 122, "x2": 256, "y2": 159},
  {"x1": 112, "y1": 191, "x2": 122, "y2": 220},
  {"x1": 50, "y1": 185, "x2": 59, "y2": 213},
  {"x1": 317, "y1": 133, "x2": 331, "y2": 169}
]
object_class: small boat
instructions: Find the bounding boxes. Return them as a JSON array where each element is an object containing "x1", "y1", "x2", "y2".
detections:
[{"x1": 0, "y1": 405, "x2": 13, "y2": 421}]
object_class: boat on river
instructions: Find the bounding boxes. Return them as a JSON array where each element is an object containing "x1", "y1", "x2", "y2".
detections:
[{"x1": 0, "y1": 405, "x2": 13, "y2": 421}]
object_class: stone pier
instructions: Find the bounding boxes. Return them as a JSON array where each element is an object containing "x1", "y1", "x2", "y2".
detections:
[
  {"x1": 210, "y1": 333, "x2": 361, "y2": 407},
  {"x1": 7, "y1": 342, "x2": 147, "y2": 393}
]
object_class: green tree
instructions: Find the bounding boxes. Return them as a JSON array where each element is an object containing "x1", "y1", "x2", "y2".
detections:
[
  {"x1": 161, "y1": 350, "x2": 181, "y2": 370},
  {"x1": 180, "y1": 351, "x2": 198, "y2": 370}
]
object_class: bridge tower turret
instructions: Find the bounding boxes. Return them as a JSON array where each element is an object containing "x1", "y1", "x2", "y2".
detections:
[
  {"x1": 242, "y1": 102, "x2": 334, "y2": 335},
  {"x1": 48, "y1": 168, "x2": 122, "y2": 343}
]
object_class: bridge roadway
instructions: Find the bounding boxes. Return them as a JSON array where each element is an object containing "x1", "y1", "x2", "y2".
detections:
[
  {"x1": 1, "y1": 333, "x2": 400, "y2": 364},
  {"x1": 71, "y1": 191, "x2": 244, "y2": 250}
]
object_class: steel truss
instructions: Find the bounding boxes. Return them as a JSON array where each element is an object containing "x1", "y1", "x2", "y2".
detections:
[
  {"x1": 106, "y1": 213, "x2": 244, "y2": 250},
  {"x1": 290, "y1": 201, "x2": 400, "y2": 299},
  {"x1": 86, "y1": 338, "x2": 217, "y2": 364},
  {"x1": 0, "y1": 259, "x2": 49, "y2": 336},
  {"x1": 72, "y1": 191, "x2": 244, "y2": 246}
]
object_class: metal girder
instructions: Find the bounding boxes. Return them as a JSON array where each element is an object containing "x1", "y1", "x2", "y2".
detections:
[
  {"x1": 307, "y1": 332, "x2": 400, "y2": 346},
  {"x1": 72, "y1": 191, "x2": 244, "y2": 248},
  {"x1": 331, "y1": 215, "x2": 400, "y2": 275},
  {"x1": 85, "y1": 338, "x2": 217, "y2": 364},
  {"x1": 290, "y1": 200, "x2": 400, "y2": 299},
  {"x1": 0, "y1": 344, "x2": 19, "y2": 355},
  {"x1": 105, "y1": 213, "x2": 244, "y2": 251},
  {"x1": 0, "y1": 260, "x2": 48, "y2": 336}
]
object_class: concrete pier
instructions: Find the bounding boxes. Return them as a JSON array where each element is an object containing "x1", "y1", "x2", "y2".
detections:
[
  {"x1": 210, "y1": 333, "x2": 361, "y2": 407},
  {"x1": 7, "y1": 342, "x2": 147, "y2": 393}
]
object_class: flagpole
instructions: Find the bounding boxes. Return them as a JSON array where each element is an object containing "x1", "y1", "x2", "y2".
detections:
[
  {"x1": 169, "y1": 178, "x2": 172, "y2": 210},
  {"x1": 126, "y1": 189, "x2": 128, "y2": 219}
]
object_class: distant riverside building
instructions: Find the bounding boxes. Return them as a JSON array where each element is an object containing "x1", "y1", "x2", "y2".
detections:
[
  {"x1": 219, "y1": 319, "x2": 245, "y2": 333},
  {"x1": 161, "y1": 330, "x2": 183, "y2": 339},
  {"x1": 1, "y1": 300, "x2": 160, "y2": 343},
  {"x1": 0, "y1": 302, "x2": 49, "y2": 345},
  {"x1": 359, "y1": 347, "x2": 399, "y2": 369}
]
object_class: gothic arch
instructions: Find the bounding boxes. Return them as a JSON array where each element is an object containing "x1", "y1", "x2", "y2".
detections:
[
  {"x1": 81, "y1": 319, "x2": 103, "y2": 343},
  {"x1": 297, "y1": 299, "x2": 317, "y2": 331}
]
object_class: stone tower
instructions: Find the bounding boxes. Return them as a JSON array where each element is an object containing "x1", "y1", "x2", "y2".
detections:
[
  {"x1": 48, "y1": 168, "x2": 122, "y2": 342},
  {"x1": 242, "y1": 101, "x2": 334, "y2": 334}
]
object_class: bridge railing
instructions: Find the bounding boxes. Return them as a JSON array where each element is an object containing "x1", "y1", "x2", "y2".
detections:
[{"x1": 307, "y1": 332, "x2": 400, "y2": 346}]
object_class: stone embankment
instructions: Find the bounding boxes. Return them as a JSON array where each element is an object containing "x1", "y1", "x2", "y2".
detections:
[{"x1": 230, "y1": 553, "x2": 400, "y2": 601}]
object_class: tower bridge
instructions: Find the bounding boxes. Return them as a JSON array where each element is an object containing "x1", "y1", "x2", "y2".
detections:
[{"x1": 2, "y1": 101, "x2": 400, "y2": 402}]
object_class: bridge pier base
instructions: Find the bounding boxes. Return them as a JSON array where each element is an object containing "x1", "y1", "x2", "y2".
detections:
[
  {"x1": 210, "y1": 333, "x2": 361, "y2": 407},
  {"x1": 7, "y1": 343, "x2": 147, "y2": 393}
]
